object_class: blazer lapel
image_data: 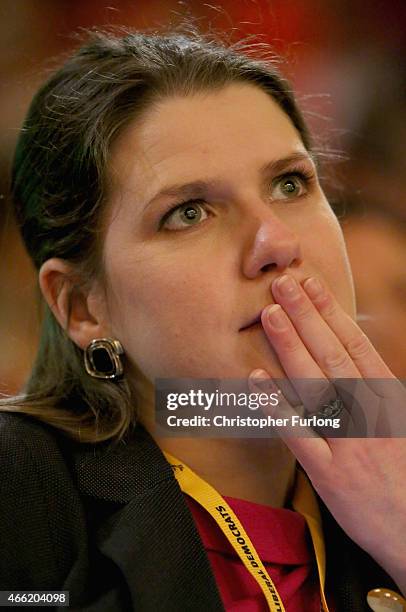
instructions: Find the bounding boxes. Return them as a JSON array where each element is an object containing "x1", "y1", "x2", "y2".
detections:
[{"x1": 65, "y1": 425, "x2": 224, "y2": 611}]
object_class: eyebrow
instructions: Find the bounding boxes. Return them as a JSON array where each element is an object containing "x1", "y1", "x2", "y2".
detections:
[{"x1": 144, "y1": 152, "x2": 316, "y2": 209}]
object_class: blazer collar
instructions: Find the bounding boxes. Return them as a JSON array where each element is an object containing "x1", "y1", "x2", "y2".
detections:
[
  {"x1": 62, "y1": 425, "x2": 225, "y2": 611},
  {"x1": 66, "y1": 424, "x2": 174, "y2": 503}
]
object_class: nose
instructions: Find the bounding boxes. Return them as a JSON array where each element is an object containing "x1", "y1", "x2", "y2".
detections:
[{"x1": 242, "y1": 212, "x2": 303, "y2": 279}]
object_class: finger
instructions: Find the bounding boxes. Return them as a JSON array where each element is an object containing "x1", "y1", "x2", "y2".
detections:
[
  {"x1": 271, "y1": 274, "x2": 361, "y2": 379},
  {"x1": 249, "y1": 372, "x2": 332, "y2": 475},
  {"x1": 261, "y1": 304, "x2": 326, "y2": 380},
  {"x1": 302, "y1": 276, "x2": 395, "y2": 379},
  {"x1": 261, "y1": 304, "x2": 333, "y2": 411},
  {"x1": 249, "y1": 367, "x2": 302, "y2": 407},
  {"x1": 261, "y1": 303, "x2": 357, "y2": 414}
]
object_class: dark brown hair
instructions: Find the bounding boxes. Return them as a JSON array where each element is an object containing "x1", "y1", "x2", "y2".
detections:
[{"x1": 2, "y1": 26, "x2": 312, "y2": 443}]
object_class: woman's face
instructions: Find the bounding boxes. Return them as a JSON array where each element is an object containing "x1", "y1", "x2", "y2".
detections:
[{"x1": 99, "y1": 83, "x2": 355, "y2": 382}]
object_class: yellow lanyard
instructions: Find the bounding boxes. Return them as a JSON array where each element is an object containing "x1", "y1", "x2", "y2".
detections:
[{"x1": 164, "y1": 451, "x2": 329, "y2": 612}]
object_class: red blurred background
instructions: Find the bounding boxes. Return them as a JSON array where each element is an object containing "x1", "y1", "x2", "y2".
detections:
[{"x1": 0, "y1": 0, "x2": 405, "y2": 394}]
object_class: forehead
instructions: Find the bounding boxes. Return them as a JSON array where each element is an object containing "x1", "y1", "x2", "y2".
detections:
[{"x1": 108, "y1": 83, "x2": 306, "y2": 204}]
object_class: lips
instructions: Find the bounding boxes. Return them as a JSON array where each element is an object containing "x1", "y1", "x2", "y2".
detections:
[{"x1": 240, "y1": 311, "x2": 264, "y2": 331}]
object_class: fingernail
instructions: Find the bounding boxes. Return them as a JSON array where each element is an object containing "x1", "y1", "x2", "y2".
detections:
[
  {"x1": 267, "y1": 304, "x2": 288, "y2": 329},
  {"x1": 274, "y1": 275, "x2": 299, "y2": 298},
  {"x1": 249, "y1": 369, "x2": 270, "y2": 380},
  {"x1": 303, "y1": 277, "x2": 323, "y2": 299},
  {"x1": 249, "y1": 370, "x2": 277, "y2": 395}
]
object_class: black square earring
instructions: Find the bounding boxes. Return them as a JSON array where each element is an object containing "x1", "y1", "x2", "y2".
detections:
[{"x1": 84, "y1": 338, "x2": 124, "y2": 380}]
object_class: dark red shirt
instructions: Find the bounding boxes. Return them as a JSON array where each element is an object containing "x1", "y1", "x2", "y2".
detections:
[{"x1": 186, "y1": 493, "x2": 329, "y2": 611}]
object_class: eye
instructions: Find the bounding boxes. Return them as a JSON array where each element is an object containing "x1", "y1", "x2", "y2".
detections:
[
  {"x1": 160, "y1": 199, "x2": 209, "y2": 231},
  {"x1": 271, "y1": 172, "x2": 311, "y2": 200}
]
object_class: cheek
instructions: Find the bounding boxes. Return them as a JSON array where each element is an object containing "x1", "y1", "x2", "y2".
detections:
[
  {"x1": 105, "y1": 252, "x2": 232, "y2": 378},
  {"x1": 303, "y1": 211, "x2": 356, "y2": 316}
]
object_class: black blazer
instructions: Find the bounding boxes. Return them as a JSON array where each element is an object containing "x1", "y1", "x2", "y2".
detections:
[{"x1": 0, "y1": 412, "x2": 399, "y2": 611}]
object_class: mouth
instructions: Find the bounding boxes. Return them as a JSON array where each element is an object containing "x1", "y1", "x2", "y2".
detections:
[{"x1": 239, "y1": 311, "x2": 264, "y2": 331}]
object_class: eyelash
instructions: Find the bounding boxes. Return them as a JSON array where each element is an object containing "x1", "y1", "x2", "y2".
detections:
[{"x1": 158, "y1": 166, "x2": 315, "y2": 230}]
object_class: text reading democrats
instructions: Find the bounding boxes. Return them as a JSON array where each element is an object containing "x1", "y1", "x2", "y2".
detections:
[{"x1": 166, "y1": 389, "x2": 280, "y2": 411}]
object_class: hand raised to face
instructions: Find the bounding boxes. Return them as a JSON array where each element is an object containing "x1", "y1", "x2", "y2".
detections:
[{"x1": 249, "y1": 274, "x2": 406, "y2": 596}]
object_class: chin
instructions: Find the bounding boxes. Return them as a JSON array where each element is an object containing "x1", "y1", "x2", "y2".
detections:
[{"x1": 239, "y1": 332, "x2": 285, "y2": 378}]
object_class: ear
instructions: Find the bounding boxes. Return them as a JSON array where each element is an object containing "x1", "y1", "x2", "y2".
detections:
[{"x1": 39, "y1": 258, "x2": 111, "y2": 350}]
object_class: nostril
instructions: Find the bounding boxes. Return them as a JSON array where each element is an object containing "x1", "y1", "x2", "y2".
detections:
[
  {"x1": 260, "y1": 262, "x2": 277, "y2": 273},
  {"x1": 290, "y1": 257, "x2": 301, "y2": 268}
]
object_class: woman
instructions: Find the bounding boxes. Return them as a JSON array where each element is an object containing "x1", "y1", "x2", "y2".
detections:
[{"x1": 0, "y1": 27, "x2": 405, "y2": 611}]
